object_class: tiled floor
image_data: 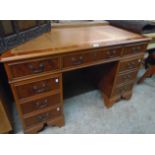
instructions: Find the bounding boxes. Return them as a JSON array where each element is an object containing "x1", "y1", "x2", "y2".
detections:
[{"x1": 13, "y1": 69, "x2": 155, "y2": 134}]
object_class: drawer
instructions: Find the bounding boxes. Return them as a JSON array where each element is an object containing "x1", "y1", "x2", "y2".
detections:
[
  {"x1": 97, "y1": 47, "x2": 122, "y2": 60},
  {"x1": 15, "y1": 76, "x2": 60, "y2": 99},
  {"x1": 115, "y1": 70, "x2": 138, "y2": 86},
  {"x1": 123, "y1": 44, "x2": 146, "y2": 56},
  {"x1": 8, "y1": 57, "x2": 60, "y2": 79},
  {"x1": 112, "y1": 82, "x2": 134, "y2": 97},
  {"x1": 24, "y1": 105, "x2": 62, "y2": 127},
  {"x1": 21, "y1": 93, "x2": 61, "y2": 114},
  {"x1": 119, "y1": 58, "x2": 142, "y2": 73},
  {"x1": 62, "y1": 47, "x2": 122, "y2": 69},
  {"x1": 62, "y1": 52, "x2": 92, "y2": 69}
]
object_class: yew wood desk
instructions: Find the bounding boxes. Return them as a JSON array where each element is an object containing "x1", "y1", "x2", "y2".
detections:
[{"x1": 0, "y1": 24, "x2": 150, "y2": 133}]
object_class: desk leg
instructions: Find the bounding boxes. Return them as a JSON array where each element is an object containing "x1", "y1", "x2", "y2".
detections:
[
  {"x1": 99, "y1": 59, "x2": 135, "y2": 108},
  {"x1": 101, "y1": 89, "x2": 133, "y2": 108},
  {"x1": 98, "y1": 62, "x2": 119, "y2": 108},
  {"x1": 24, "y1": 116, "x2": 65, "y2": 134}
]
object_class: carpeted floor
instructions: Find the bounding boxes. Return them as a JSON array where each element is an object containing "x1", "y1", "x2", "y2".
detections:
[{"x1": 13, "y1": 69, "x2": 155, "y2": 134}]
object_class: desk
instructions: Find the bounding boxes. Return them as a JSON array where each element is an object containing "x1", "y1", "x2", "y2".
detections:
[{"x1": 0, "y1": 23, "x2": 150, "y2": 133}]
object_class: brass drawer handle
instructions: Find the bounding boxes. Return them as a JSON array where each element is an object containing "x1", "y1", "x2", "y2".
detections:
[
  {"x1": 32, "y1": 82, "x2": 49, "y2": 93},
  {"x1": 36, "y1": 113, "x2": 49, "y2": 122},
  {"x1": 28, "y1": 63, "x2": 45, "y2": 74},
  {"x1": 71, "y1": 56, "x2": 84, "y2": 65},
  {"x1": 36, "y1": 99, "x2": 48, "y2": 109}
]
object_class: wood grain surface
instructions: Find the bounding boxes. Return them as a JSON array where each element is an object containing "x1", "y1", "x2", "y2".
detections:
[{"x1": 0, "y1": 24, "x2": 150, "y2": 62}]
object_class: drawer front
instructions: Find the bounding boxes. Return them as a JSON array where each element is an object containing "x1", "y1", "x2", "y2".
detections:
[
  {"x1": 21, "y1": 94, "x2": 61, "y2": 114},
  {"x1": 115, "y1": 70, "x2": 138, "y2": 86},
  {"x1": 24, "y1": 105, "x2": 62, "y2": 127},
  {"x1": 119, "y1": 58, "x2": 142, "y2": 73},
  {"x1": 112, "y1": 83, "x2": 134, "y2": 97},
  {"x1": 9, "y1": 57, "x2": 60, "y2": 79},
  {"x1": 123, "y1": 44, "x2": 146, "y2": 56},
  {"x1": 62, "y1": 47, "x2": 122, "y2": 69},
  {"x1": 15, "y1": 76, "x2": 60, "y2": 99},
  {"x1": 97, "y1": 48, "x2": 122, "y2": 60},
  {"x1": 62, "y1": 52, "x2": 92, "y2": 69}
]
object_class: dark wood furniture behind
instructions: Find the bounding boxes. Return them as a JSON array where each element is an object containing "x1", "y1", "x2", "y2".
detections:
[
  {"x1": 0, "y1": 20, "x2": 51, "y2": 54},
  {"x1": 0, "y1": 23, "x2": 150, "y2": 133},
  {"x1": 138, "y1": 49, "x2": 155, "y2": 83}
]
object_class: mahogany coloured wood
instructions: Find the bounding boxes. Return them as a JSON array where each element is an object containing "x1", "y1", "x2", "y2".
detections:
[
  {"x1": 119, "y1": 57, "x2": 143, "y2": 73},
  {"x1": 0, "y1": 25, "x2": 149, "y2": 62},
  {"x1": 20, "y1": 93, "x2": 61, "y2": 114},
  {"x1": 62, "y1": 47, "x2": 122, "y2": 69},
  {"x1": 112, "y1": 82, "x2": 134, "y2": 97},
  {"x1": 123, "y1": 44, "x2": 147, "y2": 56},
  {"x1": 115, "y1": 70, "x2": 138, "y2": 86},
  {"x1": 8, "y1": 56, "x2": 60, "y2": 80},
  {"x1": 14, "y1": 76, "x2": 60, "y2": 99},
  {"x1": 0, "y1": 23, "x2": 150, "y2": 133},
  {"x1": 23, "y1": 105, "x2": 63, "y2": 127}
]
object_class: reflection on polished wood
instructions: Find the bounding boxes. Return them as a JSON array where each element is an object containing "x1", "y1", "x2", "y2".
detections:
[{"x1": 1, "y1": 25, "x2": 148, "y2": 62}]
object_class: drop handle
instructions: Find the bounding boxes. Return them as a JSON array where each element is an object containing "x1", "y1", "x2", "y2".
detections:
[
  {"x1": 32, "y1": 83, "x2": 49, "y2": 93},
  {"x1": 28, "y1": 63, "x2": 45, "y2": 74},
  {"x1": 71, "y1": 56, "x2": 84, "y2": 65},
  {"x1": 36, "y1": 99, "x2": 48, "y2": 109},
  {"x1": 37, "y1": 113, "x2": 49, "y2": 122}
]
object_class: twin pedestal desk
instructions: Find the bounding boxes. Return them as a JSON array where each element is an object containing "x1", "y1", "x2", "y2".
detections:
[{"x1": 0, "y1": 24, "x2": 150, "y2": 133}]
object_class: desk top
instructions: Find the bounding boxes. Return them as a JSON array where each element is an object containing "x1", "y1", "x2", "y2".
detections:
[{"x1": 0, "y1": 23, "x2": 150, "y2": 62}]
